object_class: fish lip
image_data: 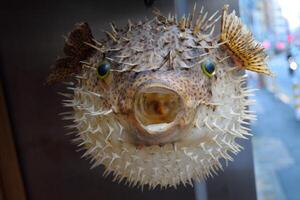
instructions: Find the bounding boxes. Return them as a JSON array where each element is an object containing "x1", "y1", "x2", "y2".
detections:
[{"x1": 132, "y1": 83, "x2": 188, "y2": 145}]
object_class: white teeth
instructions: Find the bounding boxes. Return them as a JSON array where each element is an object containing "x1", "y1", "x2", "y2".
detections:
[{"x1": 145, "y1": 123, "x2": 171, "y2": 133}]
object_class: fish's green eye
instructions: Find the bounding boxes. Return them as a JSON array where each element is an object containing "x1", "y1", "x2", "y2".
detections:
[
  {"x1": 201, "y1": 60, "x2": 216, "y2": 77},
  {"x1": 97, "y1": 63, "x2": 110, "y2": 79}
]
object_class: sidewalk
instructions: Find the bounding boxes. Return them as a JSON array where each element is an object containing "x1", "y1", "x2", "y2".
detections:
[{"x1": 251, "y1": 89, "x2": 300, "y2": 200}]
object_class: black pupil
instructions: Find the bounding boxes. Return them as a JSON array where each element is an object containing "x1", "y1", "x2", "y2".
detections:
[
  {"x1": 205, "y1": 62, "x2": 215, "y2": 74},
  {"x1": 97, "y1": 63, "x2": 110, "y2": 76}
]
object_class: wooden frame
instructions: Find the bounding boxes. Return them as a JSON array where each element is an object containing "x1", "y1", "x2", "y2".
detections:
[{"x1": 0, "y1": 80, "x2": 27, "y2": 200}]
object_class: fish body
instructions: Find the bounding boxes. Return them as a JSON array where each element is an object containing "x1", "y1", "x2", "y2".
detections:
[{"x1": 48, "y1": 5, "x2": 271, "y2": 188}]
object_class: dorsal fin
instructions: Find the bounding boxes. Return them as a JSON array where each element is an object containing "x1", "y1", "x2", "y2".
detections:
[
  {"x1": 47, "y1": 22, "x2": 96, "y2": 84},
  {"x1": 220, "y1": 5, "x2": 272, "y2": 76}
]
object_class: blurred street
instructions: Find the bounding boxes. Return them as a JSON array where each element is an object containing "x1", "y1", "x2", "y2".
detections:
[
  {"x1": 250, "y1": 55, "x2": 300, "y2": 200},
  {"x1": 265, "y1": 54, "x2": 300, "y2": 106},
  {"x1": 240, "y1": 1, "x2": 300, "y2": 197}
]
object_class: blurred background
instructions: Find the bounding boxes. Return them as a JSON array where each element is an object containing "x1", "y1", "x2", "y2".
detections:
[
  {"x1": 240, "y1": 0, "x2": 300, "y2": 200},
  {"x1": 0, "y1": 0, "x2": 300, "y2": 200}
]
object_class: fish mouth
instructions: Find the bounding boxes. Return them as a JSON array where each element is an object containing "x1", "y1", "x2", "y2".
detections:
[{"x1": 133, "y1": 84, "x2": 187, "y2": 144}]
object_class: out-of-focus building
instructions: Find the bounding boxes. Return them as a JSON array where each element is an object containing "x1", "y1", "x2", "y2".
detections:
[{"x1": 240, "y1": 0, "x2": 289, "y2": 55}]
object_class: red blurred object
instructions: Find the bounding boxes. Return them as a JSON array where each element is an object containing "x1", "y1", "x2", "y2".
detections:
[
  {"x1": 262, "y1": 40, "x2": 271, "y2": 49},
  {"x1": 288, "y1": 34, "x2": 294, "y2": 43},
  {"x1": 276, "y1": 41, "x2": 286, "y2": 50}
]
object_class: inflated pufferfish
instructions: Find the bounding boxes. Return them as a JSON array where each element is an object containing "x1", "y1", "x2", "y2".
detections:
[{"x1": 48, "y1": 5, "x2": 272, "y2": 189}]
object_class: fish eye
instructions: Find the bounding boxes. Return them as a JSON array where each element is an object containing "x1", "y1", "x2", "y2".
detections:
[
  {"x1": 201, "y1": 60, "x2": 216, "y2": 77},
  {"x1": 97, "y1": 62, "x2": 111, "y2": 79}
]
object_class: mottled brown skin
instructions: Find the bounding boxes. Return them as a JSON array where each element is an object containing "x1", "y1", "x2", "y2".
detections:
[
  {"x1": 48, "y1": 20, "x2": 223, "y2": 145},
  {"x1": 111, "y1": 70, "x2": 212, "y2": 113},
  {"x1": 91, "y1": 68, "x2": 212, "y2": 145}
]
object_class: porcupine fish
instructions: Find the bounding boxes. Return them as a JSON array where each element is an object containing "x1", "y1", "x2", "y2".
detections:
[{"x1": 47, "y1": 5, "x2": 272, "y2": 189}]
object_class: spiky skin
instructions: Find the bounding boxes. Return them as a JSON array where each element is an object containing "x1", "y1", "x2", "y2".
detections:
[{"x1": 54, "y1": 5, "x2": 270, "y2": 189}]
